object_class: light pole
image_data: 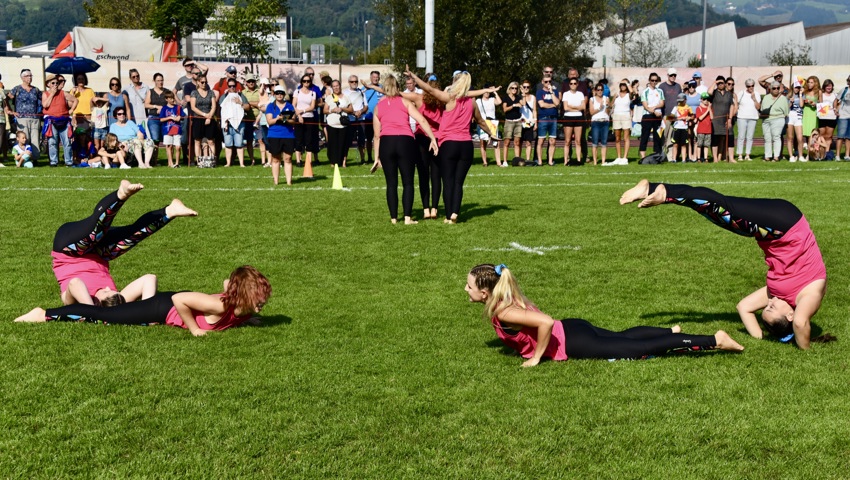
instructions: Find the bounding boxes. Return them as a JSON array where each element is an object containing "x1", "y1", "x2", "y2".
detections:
[
  {"x1": 363, "y1": 20, "x2": 369, "y2": 65},
  {"x1": 329, "y1": 31, "x2": 333, "y2": 64}
]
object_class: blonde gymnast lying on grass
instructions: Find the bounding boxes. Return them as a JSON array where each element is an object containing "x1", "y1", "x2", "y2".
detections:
[{"x1": 466, "y1": 264, "x2": 743, "y2": 367}]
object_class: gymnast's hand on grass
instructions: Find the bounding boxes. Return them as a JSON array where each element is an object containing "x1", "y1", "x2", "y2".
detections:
[{"x1": 522, "y1": 358, "x2": 541, "y2": 368}]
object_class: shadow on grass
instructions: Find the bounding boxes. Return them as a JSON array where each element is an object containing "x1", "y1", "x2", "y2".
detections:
[
  {"x1": 458, "y1": 203, "x2": 509, "y2": 222},
  {"x1": 294, "y1": 176, "x2": 328, "y2": 184},
  {"x1": 253, "y1": 314, "x2": 293, "y2": 328},
  {"x1": 484, "y1": 338, "x2": 521, "y2": 357},
  {"x1": 639, "y1": 310, "x2": 741, "y2": 325}
]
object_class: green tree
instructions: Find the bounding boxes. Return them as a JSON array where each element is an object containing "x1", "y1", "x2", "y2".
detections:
[
  {"x1": 83, "y1": 0, "x2": 151, "y2": 30},
  {"x1": 148, "y1": 0, "x2": 220, "y2": 56},
  {"x1": 206, "y1": 0, "x2": 288, "y2": 66},
  {"x1": 606, "y1": 0, "x2": 663, "y2": 68},
  {"x1": 765, "y1": 40, "x2": 815, "y2": 66},
  {"x1": 623, "y1": 29, "x2": 681, "y2": 68},
  {"x1": 375, "y1": 0, "x2": 600, "y2": 87}
]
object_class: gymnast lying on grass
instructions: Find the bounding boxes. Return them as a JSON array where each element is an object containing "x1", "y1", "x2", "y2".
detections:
[
  {"x1": 466, "y1": 264, "x2": 743, "y2": 367},
  {"x1": 620, "y1": 180, "x2": 833, "y2": 349},
  {"x1": 15, "y1": 266, "x2": 271, "y2": 337},
  {"x1": 51, "y1": 179, "x2": 197, "y2": 307}
]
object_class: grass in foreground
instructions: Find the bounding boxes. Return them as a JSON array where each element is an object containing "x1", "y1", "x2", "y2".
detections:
[{"x1": 1, "y1": 158, "x2": 848, "y2": 478}]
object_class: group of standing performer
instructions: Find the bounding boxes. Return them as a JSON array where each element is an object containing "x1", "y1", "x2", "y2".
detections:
[{"x1": 366, "y1": 67, "x2": 497, "y2": 224}]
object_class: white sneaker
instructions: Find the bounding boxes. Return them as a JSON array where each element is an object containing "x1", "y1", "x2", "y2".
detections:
[
  {"x1": 500, "y1": 162, "x2": 509, "y2": 167},
  {"x1": 802, "y1": 143, "x2": 807, "y2": 151},
  {"x1": 799, "y1": 156, "x2": 808, "y2": 162},
  {"x1": 119, "y1": 164, "x2": 132, "y2": 169},
  {"x1": 844, "y1": 156, "x2": 850, "y2": 162},
  {"x1": 789, "y1": 156, "x2": 796, "y2": 162},
  {"x1": 602, "y1": 161, "x2": 615, "y2": 166},
  {"x1": 617, "y1": 158, "x2": 629, "y2": 165}
]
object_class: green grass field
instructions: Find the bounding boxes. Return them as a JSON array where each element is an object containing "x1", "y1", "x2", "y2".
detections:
[{"x1": 1, "y1": 152, "x2": 849, "y2": 477}]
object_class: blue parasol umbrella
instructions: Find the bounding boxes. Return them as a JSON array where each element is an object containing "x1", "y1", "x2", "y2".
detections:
[{"x1": 45, "y1": 56, "x2": 101, "y2": 76}]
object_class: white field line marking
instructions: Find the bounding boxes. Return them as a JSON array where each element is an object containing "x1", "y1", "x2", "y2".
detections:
[
  {"x1": 472, "y1": 243, "x2": 582, "y2": 256},
  {"x1": 0, "y1": 167, "x2": 842, "y2": 181}
]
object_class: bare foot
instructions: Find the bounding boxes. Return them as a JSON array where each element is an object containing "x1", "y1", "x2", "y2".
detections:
[
  {"x1": 117, "y1": 179, "x2": 144, "y2": 200},
  {"x1": 638, "y1": 183, "x2": 666, "y2": 208},
  {"x1": 715, "y1": 330, "x2": 745, "y2": 352},
  {"x1": 423, "y1": 209, "x2": 431, "y2": 220},
  {"x1": 430, "y1": 208, "x2": 438, "y2": 219},
  {"x1": 15, "y1": 307, "x2": 46, "y2": 323},
  {"x1": 619, "y1": 179, "x2": 649, "y2": 205},
  {"x1": 165, "y1": 199, "x2": 198, "y2": 218},
  {"x1": 671, "y1": 325, "x2": 681, "y2": 333},
  {"x1": 404, "y1": 217, "x2": 418, "y2": 225},
  {"x1": 391, "y1": 218, "x2": 398, "y2": 225}
]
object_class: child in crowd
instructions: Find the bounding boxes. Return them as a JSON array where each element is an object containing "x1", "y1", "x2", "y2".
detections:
[
  {"x1": 160, "y1": 91, "x2": 183, "y2": 168},
  {"x1": 694, "y1": 93, "x2": 713, "y2": 162},
  {"x1": 13, "y1": 131, "x2": 33, "y2": 168},
  {"x1": 91, "y1": 97, "x2": 109, "y2": 156},
  {"x1": 670, "y1": 93, "x2": 693, "y2": 163},
  {"x1": 808, "y1": 129, "x2": 830, "y2": 161},
  {"x1": 98, "y1": 133, "x2": 128, "y2": 169}
]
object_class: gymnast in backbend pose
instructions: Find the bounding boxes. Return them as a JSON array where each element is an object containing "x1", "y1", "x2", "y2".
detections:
[
  {"x1": 620, "y1": 179, "x2": 828, "y2": 349},
  {"x1": 52, "y1": 179, "x2": 197, "y2": 307},
  {"x1": 15, "y1": 265, "x2": 271, "y2": 337},
  {"x1": 466, "y1": 264, "x2": 743, "y2": 367}
]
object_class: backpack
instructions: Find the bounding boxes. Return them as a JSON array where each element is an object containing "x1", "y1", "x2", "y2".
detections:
[{"x1": 639, "y1": 152, "x2": 666, "y2": 165}]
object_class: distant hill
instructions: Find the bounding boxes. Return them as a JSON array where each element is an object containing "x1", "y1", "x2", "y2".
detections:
[
  {"x1": 0, "y1": 0, "x2": 86, "y2": 47},
  {"x1": 694, "y1": 0, "x2": 850, "y2": 27}
]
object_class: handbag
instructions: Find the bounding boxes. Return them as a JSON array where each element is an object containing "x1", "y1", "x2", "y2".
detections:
[
  {"x1": 760, "y1": 96, "x2": 775, "y2": 117},
  {"x1": 197, "y1": 140, "x2": 216, "y2": 168},
  {"x1": 340, "y1": 115, "x2": 351, "y2": 126}
]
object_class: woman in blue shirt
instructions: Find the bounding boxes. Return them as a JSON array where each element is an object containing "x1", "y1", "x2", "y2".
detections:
[{"x1": 265, "y1": 86, "x2": 297, "y2": 185}]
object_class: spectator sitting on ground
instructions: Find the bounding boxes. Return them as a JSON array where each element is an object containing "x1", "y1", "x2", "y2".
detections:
[
  {"x1": 98, "y1": 132, "x2": 128, "y2": 169},
  {"x1": 13, "y1": 130, "x2": 34, "y2": 168}
]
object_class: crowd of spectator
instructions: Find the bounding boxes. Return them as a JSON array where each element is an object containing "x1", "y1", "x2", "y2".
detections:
[{"x1": 1, "y1": 62, "x2": 849, "y2": 168}]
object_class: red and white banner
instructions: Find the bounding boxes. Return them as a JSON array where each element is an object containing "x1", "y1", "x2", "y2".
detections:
[{"x1": 61, "y1": 27, "x2": 177, "y2": 62}]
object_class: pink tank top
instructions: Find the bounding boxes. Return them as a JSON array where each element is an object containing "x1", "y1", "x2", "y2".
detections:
[
  {"x1": 439, "y1": 96, "x2": 474, "y2": 145},
  {"x1": 164, "y1": 294, "x2": 251, "y2": 331},
  {"x1": 491, "y1": 305, "x2": 568, "y2": 361},
  {"x1": 414, "y1": 102, "x2": 442, "y2": 138},
  {"x1": 758, "y1": 215, "x2": 826, "y2": 308},
  {"x1": 377, "y1": 96, "x2": 413, "y2": 137},
  {"x1": 52, "y1": 251, "x2": 117, "y2": 296}
]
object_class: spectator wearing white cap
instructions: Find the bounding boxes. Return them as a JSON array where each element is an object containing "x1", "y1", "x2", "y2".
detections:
[
  {"x1": 735, "y1": 78, "x2": 761, "y2": 161},
  {"x1": 658, "y1": 68, "x2": 682, "y2": 159}
]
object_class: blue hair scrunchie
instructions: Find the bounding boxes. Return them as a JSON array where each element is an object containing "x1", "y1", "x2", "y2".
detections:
[
  {"x1": 494, "y1": 264, "x2": 507, "y2": 276},
  {"x1": 779, "y1": 333, "x2": 795, "y2": 343}
]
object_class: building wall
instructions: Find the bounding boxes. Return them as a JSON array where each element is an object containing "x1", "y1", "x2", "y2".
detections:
[
  {"x1": 736, "y1": 23, "x2": 807, "y2": 66},
  {"x1": 808, "y1": 30, "x2": 850, "y2": 66},
  {"x1": 668, "y1": 23, "x2": 738, "y2": 67}
]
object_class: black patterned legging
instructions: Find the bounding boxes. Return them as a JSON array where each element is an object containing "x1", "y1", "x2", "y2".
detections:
[
  {"x1": 44, "y1": 291, "x2": 178, "y2": 325},
  {"x1": 649, "y1": 182, "x2": 801, "y2": 241},
  {"x1": 562, "y1": 319, "x2": 716, "y2": 360},
  {"x1": 52, "y1": 189, "x2": 172, "y2": 260},
  {"x1": 379, "y1": 135, "x2": 418, "y2": 219}
]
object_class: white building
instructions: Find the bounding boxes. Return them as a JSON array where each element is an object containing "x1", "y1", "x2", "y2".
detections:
[
  {"x1": 187, "y1": 10, "x2": 302, "y2": 63},
  {"x1": 592, "y1": 20, "x2": 850, "y2": 67}
]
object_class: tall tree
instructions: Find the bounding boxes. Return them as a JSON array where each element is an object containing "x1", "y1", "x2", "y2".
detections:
[
  {"x1": 83, "y1": 0, "x2": 151, "y2": 30},
  {"x1": 206, "y1": 0, "x2": 288, "y2": 66},
  {"x1": 148, "y1": 0, "x2": 220, "y2": 56},
  {"x1": 375, "y1": 0, "x2": 601, "y2": 87}
]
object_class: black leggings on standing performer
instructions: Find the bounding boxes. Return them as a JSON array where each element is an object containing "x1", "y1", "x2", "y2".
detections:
[
  {"x1": 415, "y1": 133, "x2": 440, "y2": 211},
  {"x1": 379, "y1": 135, "x2": 418, "y2": 219},
  {"x1": 439, "y1": 140, "x2": 473, "y2": 220},
  {"x1": 562, "y1": 319, "x2": 716, "y2": 359}
]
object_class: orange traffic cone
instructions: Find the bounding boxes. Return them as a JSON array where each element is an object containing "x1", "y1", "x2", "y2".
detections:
[{"x1": 302, "y1": 157, "x2": 314, "y2": 178}]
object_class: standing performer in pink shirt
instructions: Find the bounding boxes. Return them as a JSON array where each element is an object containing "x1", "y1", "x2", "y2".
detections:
[
  {"x1": 371, "y1": 74, "x2": 439, "y2": 225},
  {"x1": 51, "y1": 179, "x2": 197, "y2": 307},
  {"x1": 620, "y1": 180, "x2": 828, "y2": 349}
]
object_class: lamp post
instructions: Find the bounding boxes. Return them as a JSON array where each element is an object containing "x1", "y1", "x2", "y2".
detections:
[
  {"x1": 329, "y1": 31, "x2": 334, "y2": 64},
  {"x1": 364, "y1": 20, "x2": 369, "y2": 65}
]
